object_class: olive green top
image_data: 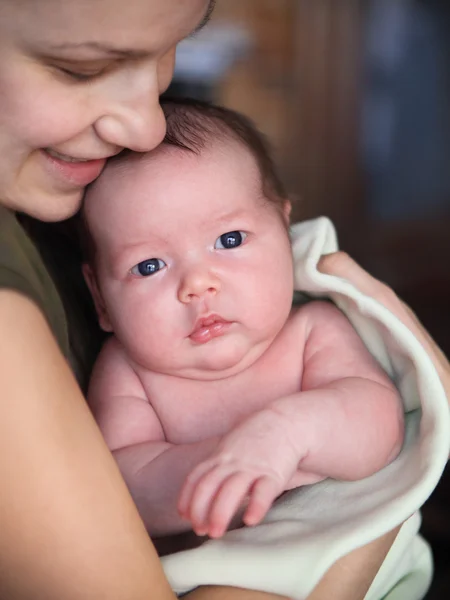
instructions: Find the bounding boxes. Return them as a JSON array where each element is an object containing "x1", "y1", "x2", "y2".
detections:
[{"x1": 0, "y1": 205, "x2": 70, "y2": 358}]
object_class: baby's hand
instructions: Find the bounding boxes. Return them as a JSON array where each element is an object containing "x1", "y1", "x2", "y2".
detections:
[{"x1": 177, "y1": 408, "x2": 305, "y2": 538}]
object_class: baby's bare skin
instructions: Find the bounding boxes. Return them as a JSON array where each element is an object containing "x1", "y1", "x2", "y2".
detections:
[
  {"x1": 89, "y1": 299, "x2": 403, "y2": 539},
  {"x1": 83, "y1": 136, "x2": 404, "y2": 539}
]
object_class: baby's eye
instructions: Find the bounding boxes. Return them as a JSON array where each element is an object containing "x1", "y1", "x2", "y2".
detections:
[
  {"x1": 214, "y1": 231, "x2": 247, "y2": 250},
  {"x1": 130, "y1": 258, "x2": 166, "y2": 277}
]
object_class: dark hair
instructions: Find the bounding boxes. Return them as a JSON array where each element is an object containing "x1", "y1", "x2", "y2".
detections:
[{"x1": 160, "y1": 97, "x2": 288, "y2": 207}]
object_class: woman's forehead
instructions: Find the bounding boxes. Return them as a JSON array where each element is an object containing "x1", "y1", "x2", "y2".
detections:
[{"x1": 3, "y1": 0, "x2": 213, "y2": 52}]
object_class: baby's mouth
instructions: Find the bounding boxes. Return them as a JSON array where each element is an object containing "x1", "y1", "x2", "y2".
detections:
[{"x1": 189, "y1": 314, "x2": 232, "y2": 344}]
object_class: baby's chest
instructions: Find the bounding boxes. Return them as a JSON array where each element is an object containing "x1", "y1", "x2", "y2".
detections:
[
  {"x1": 142, "y1": 314, "x2": 311, "y2": 444},
  {"x1": 145, "y1": 359, "x2": 303, "y2": 445}
]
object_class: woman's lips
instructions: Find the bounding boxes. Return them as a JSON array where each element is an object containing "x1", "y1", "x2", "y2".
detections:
[
  {"x1": 189, "y1": 316, "x2": 232, "y2": 344},
  {"x1": 41, "y1": 149, "x2": 107, "y2": 187}
]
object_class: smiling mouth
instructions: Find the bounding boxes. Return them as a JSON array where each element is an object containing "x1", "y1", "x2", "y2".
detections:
[
  {"x1": 189, "y1": 315, "x2": 232, "y2": 344},
  {"x1": 42, "y1": 149, "x2": 111, "y2": 187},
  {"x1": 45, "y1": 148, "x2": 121, "y2": 163},
  {"x1": 46, "y1": 149, "x2": 93, "y2": 163}
]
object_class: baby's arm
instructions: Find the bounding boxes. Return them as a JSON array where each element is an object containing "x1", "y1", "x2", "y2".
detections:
[
  {"x1": 88, "y1": 337, "x2": 221, "y2": 537},
  {"x1": 276, "y1": 300, "x2": 404, "y2": 479},
  {"x1": 180, "y1": 301, "x2": 404, "y2": 537}
]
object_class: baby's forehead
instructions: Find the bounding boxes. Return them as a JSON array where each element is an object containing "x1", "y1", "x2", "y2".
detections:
[
  {"x1": 101, "y1": 144, "x2": 204, "y2": 185},
  {"x1": 84, "y1": 138, "x2": 262, "y2": 230},
  {"x1": 85, "y1": 146, "x2": 185, "y2": 208},
  {"x1": 100, "y1": 137, "x2": 256, "y2": 187}
]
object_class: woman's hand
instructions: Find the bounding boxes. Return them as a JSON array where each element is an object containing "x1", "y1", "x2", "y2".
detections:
[
  {"x1": 305, "y1": 526, "x2": 402, "y2": 600},
  {"x1": 184, "y1": 527, "x2": 401, "y2": 600},
  {"x1": 318, "y1": 252, "x2": 450, "y2": 397}
]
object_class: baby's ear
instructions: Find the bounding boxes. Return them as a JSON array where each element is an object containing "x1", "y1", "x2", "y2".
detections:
[
  {"x1": 282, "y1": 199, "x2": 292, "y2": 224},
  {"x1": 82, "y1": 264, "x2": 113, "y2": 333}
]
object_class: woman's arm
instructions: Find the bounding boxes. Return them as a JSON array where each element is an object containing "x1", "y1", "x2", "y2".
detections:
[
  {"x1": 318, "y1": 252, "x2": 450, "y2": 395},
  {"x1": 305, "y1": 526, "x2": 401, "y2": 600},
  {"x1": 0, "y1": 290, "x2": 175, "y2": 600},
  {"x1": 187, "y1": 588, "x2": 289, "y2": 600},
  {"x1": 185, "y1": 527, "x2": 400, "y2": 600}
]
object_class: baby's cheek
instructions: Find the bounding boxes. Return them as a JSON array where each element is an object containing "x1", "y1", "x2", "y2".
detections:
[{"x1": 121, "y1": 297, "x2": 178, "y2": 361}]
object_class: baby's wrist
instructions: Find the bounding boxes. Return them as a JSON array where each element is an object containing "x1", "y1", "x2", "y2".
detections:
[{"x1": 264, "y1": 399, "x2": 316, "y2": 462}]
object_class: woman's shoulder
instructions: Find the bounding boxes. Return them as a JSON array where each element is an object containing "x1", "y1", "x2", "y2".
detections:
[{"x1": 0, "y1": 206, "x2": 69, "y2": 356}]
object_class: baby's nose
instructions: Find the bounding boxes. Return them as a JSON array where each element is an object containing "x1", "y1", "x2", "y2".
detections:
[{"x1": 177, "y1": 268, "x2": 221, "y2": 303}]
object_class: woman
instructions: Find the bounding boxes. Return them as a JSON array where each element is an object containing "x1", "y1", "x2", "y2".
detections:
[{"x1": 0, "y1": 1, "x2": 447, "y2": 599}]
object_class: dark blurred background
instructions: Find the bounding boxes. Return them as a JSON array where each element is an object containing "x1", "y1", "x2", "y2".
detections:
[{"x1": 166, "y1": 1, "x2": 450, "y2": 596}]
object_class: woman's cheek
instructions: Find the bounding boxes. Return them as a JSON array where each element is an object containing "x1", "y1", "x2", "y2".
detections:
[
  {"x1": 10, "y1": 70, "x2": 82, "y2": 143},
  {"x1": 158, "y1": 48, "x2": 176, "y2": 94}
]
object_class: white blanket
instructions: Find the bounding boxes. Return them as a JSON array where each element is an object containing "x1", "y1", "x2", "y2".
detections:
[{"x1": 162, "y1": 217, "x2": 450, "y2": 599}]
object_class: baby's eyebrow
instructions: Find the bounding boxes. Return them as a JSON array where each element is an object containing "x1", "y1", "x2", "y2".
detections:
[
  {"x1": 211, "y1": 208, "x2": 248, "y2": 226},
  {"x1": 112, "y1": 232, "x2": 169, "y2": 260}
]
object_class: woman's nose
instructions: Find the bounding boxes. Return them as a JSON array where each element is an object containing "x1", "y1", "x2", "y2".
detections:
[
  {"x1": 93, "y1": 65, "x2": 167, "y2": 153},
  {"x1": 178, "y1": 267, "x2": 221, "y2": 304}
]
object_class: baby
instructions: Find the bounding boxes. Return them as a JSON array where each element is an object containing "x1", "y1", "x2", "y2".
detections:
[{"x1": 82, "y1": 99, "x2": 404, "y2": 540}]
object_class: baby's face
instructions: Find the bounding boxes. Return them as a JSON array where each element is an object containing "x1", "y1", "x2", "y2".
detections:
[{"x1": 84, "y1": 142, "x2": 294, "y2": 380}]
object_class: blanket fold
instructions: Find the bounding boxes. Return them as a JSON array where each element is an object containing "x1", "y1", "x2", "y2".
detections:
[{"x1": 162, "y1": 217, "x2": 449, "y2": 600}]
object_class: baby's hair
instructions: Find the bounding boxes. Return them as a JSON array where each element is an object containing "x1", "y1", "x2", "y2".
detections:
[{"x1": 159, "y1": 97, "x2": 288, "y2": 209}]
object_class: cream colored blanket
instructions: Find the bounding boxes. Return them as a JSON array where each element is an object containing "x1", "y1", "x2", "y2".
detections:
[{"x1": 162, "y1": 217, "x2": 450, "y2": 600}]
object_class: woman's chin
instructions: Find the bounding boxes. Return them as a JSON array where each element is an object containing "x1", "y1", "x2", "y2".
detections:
[{"x1": 25, "y1": 188, "x2": 84, "y2": 222}]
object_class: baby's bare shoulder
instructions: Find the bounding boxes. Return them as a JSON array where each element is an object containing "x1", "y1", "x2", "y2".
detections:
[
  {"x1": 296, "y1": 300, "x2": 397, "y2": 392},
  {"x1": 88, "y1": 336, "x2": 144, "y2": 405},
  {"x1": 290, "y1": 299, "x2": 348, "y2": 329},
  {"x1": 92, "y1": 336, "x2": 132, "y2": 377}
]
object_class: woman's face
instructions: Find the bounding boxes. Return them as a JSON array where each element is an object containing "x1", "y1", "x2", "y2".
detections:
[{"x1": 0, "y1": 0, "x2": 212, "y2": 221}]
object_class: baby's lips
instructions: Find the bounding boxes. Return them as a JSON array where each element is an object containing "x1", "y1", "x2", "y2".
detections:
[{"x1": 189, "y1": 315, "x2": 232, "y2": 344}]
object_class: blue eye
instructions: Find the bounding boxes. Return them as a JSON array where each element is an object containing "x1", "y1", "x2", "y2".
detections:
[
  {"x1": 131, "y1": 258, "x2": 166, "y2": 277},
  {"x1": 215, "y1": 231, "x2": 247, "y2": 250}
]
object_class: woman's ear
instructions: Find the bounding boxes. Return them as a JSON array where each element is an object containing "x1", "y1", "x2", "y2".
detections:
[{"x1": 82, "y1": 264, "x2": 113, "y2": 332}]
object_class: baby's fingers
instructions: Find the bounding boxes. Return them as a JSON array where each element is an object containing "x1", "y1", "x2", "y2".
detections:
[
  {"x1": 178, "y1": 459, "x2": 217, "y2": 519},
  {"x1": 243, "y1": 476, "x2": 281, "y2": 526},
  {"x1": 184, "y1": 464, "x2": 235, "y2": 535},
  {"x1": 207, "y1": 472, "x2": 255, "y2": 538}
]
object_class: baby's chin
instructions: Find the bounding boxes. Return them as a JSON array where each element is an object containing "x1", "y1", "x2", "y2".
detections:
[{"x1": 165, "y1": 340, "x2": 268, "y2": 381}]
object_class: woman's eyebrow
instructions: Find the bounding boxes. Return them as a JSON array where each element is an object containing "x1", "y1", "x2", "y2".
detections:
[
  {"x1": 45, "y1": 1, "x2": 216, "y2": 58},
  {"x1": 45, "y1": 42, "x2": 146, "y2": 59}
]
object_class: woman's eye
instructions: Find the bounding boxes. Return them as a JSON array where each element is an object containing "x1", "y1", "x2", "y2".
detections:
[
  {"x1": 130, "y1": 258, "x2": 166, "y2": 277},
  {"x1": 57, "y1": 66, "x2": 105, "y2": 82},
  {"x1": 214, "y1": 231, "x2": 247, "y2": 250}
]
